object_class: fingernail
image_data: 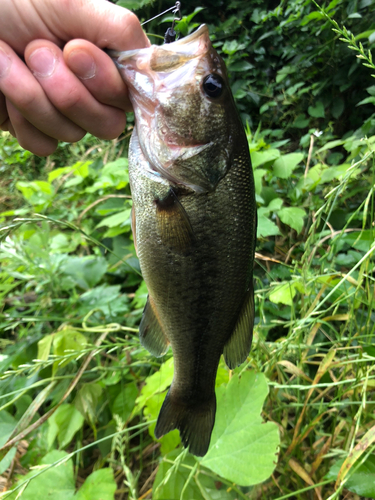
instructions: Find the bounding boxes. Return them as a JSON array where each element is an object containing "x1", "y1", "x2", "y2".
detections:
[
  {"x1": 0, "y1": 48, "x2": 11, "y2": 78},
  {"x1": 67, "y1": 50, "x2": 96, "y2": 80},
  {"x1": 28, "y1": 48, "x2": 57, "y2": 78}
]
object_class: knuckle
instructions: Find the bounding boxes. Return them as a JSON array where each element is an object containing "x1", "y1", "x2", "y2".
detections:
[{"x1": 56, "y1": 87, "x2": 82, "y2": 113}]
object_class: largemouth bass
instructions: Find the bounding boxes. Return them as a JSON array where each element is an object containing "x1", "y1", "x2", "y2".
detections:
[{"x1": 112, "y1": 25, "x2": 257, "y2": 456}]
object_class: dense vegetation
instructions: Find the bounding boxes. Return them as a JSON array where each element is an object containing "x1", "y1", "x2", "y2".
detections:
[{"x1": 1, "y1": 0, "x2": 375, "y2": 499}]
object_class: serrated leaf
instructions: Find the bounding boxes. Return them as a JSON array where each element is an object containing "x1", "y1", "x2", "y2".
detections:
[
  {"x1": 278, "y1": 207, "x2": 306, "y2": 233},
  {"x1": 273, "y1": 153, "x2": 304, "y2": 178},
  {"x1": 257, "y1": 213, "x2": 280, "y2": 238},
  {"x1": 201, "y1": 371, "x2": 279, "y2": 486},
  {"x1": 75, "y1": 469, "x2": 117, "y2": 500}
]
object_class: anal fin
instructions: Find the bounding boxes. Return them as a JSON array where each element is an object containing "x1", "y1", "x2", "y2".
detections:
[
  {"x1": 223, "y1": 283, "x2": 254, "y2": 369},
  {"x1": 139, "y1": 295, "x2": 169, "y2": 357},
  {"x1": 155, "y1": 188, "x2": 195, "y2": 253}
]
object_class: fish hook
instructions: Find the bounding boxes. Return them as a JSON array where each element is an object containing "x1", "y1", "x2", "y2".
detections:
[{"x1": 164, "y1": 2, "x2": 182, "y2": 44}]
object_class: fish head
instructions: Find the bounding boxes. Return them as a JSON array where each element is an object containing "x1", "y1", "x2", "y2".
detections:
[{"x1": 112, "y1": 25, "x2": 242, "y2": 193}]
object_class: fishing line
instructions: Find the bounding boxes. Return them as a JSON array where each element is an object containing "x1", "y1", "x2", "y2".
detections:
[{"x1": 141, "y1": 2, "x2": 182, "y2": 44}]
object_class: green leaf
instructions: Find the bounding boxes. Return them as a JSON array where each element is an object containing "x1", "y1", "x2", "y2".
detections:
[
  {"x1": 273, "y1": 153, "x2": 304, "y2": 178},
  {"x1": 6, "y1": 450, "x2": 75, "y2": 500},
  {"x1": 0, "y1": 412, "x2": 17, "y2": 475},
  {"x1": 96, "y1": 209, "x2": 131, "y2": 229},
  {"x1": 136, "y1": 357, "x2": 174, "y2": 411},
  {"x1": 326, "y1": 454, "x2": 375, "y2": 498},
  {"x1": 61, "y1": 256, "x2": 108, "y2": 289},
  {"x1": 111, "y1": 382, "x2": 138, "y2": 421},
  {"x1": 292, "y1": 114, "x2": 310, "y2": 128},
  {"x1": 251, "y1": 149, "x2": 280, "y2": 168},
  {"x1": 269, "y1": 282, "x2": 296, "y2": 306},
  {"x1": 74, "y1": 384, "x2": 103, "y2": 424},
  {"x1": 257, "y1": 213, "x2": 280, "y2": 238},
  {"x1": 37, "y1": 334, "x2": 54, "y2": 361},
  {"x1": 316, "y1": 139, "x2": 345, "y2": 153},
  {"x1": 53, "y1": 328, "x2": 87, "y2": 357},
  {"x1": 308, "y1": 100, "x2": 325, "y2": 118},
  {"x1": 52, "y1": 327, "x2": 87, "y2": 373},
  {"x1": 75, "y1": 469, "x2": 117, "y2": 500},
  {"x1": 201, "y1": 371, "x2": 279, "y2": 486},
  {"x1": 253, "y1": 168, "x2": 266, "y2": 195},
  {"x1": 229, "y1": 61, "x2": 254, "y2": 72},
  {"x1": 278, "y1": 207, "x2": 306, "y2": 233},
  {"x1": 48, "y1": 404, "x2": 85, "y2": 449}
]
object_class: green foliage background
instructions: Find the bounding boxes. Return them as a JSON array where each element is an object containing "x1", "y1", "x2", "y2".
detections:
[{"x1": 1, "y1": 0, "x2": 375, "y2": 499}]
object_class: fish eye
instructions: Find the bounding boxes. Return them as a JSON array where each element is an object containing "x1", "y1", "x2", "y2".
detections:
[{"x1": 202, "y1": 74, "x2": 224, "y2": 98}]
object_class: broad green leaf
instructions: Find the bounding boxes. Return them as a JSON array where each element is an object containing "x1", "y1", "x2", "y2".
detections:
[
  {"x1": 257, "y1": 213, "x2": 280, "y2": 238},
  {"x1": 111, "y1": 382, "x2": 138, "y2": 421},
  {"x1": 278, "y1": 207, "x2": 306, "y2": 233},
  {"x1": 253, "y1": 168, "x2": 266, "y2": 194},
  {"x1": 292, "y1": 114, "x2": 310, "y2": 128},
  {"x1": 52, "y1": 327, "x2": 87, "y2": 374},
  {"x1": 85, "y1": 158, "x2": 128, "y2": 192},
  {"x1": 6, "y1": 450, "x2": 75, "y2": 500},
  {"x1": 37, "y1": 334, "x2": 54, "y2": 361},
  {"x1": 75, "y1": 384, "x2": 103, "y2": 424},
  {"x1": 53, "y1": 328, "x2": 87, "y2": 357},
  {"x1": 308, "y1": 101, "x2": 325, "y2": 118},
  {"x1": 47, "y1": 404, "x2": 85, "y2": 449},
  {"x1": 326, "y1": 454, "x2": 375, "y2": 498},
  {"x1": 269, "y1": 282, "x2": 296, "y2": 306},
  {"x1": 71, "y1": 160, "x2": 91, "y2": 178},
  {"x1": 75, "y1": 469, "x2": 117, "y2": 500},
  {"x1": 135, "y1": 357, "x2": 174, "y2": 411},
  {"x1": 96, "y1": 209, "x2": 131, "y2": 229},
  {"x1": 48, "y1": 166, "x2": 74, "y2": 182},
  {"x1": 60, "y1": 256, "x2": 108, "y2": 289},
  {"x1": 273, "y1": 153, "x2": 304, "y2": 178},
  {"x1": 230, "y1": 61, "x2": 254, "y2": 72},
  {"x1": 201, "y1": 371, "x2": 279, "y2": 486},
  {"x1": 316, "y1": 139, "x2": 345, "y2": 153},
  {"x1": 251, "y1": 149, "x2": 280, "y2": 168}
]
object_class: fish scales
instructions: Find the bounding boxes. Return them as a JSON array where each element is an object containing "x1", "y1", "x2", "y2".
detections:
[{"x1": 112, "y1": 25, "x2": 257, "y2": 456}]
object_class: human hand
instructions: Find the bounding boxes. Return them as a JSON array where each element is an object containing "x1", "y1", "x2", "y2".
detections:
[{"x1": 0, "y1": 0, "x2": 150, "y2": 156}]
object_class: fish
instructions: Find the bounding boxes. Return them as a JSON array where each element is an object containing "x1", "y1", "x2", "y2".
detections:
[{"x1": 111, "y1": 24, "x2": 257, "y2": 456}]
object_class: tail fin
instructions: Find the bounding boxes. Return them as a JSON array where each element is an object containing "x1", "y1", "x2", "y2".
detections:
[{"x1": 154, "y1": 390, "x2": 216, "y2": 457}]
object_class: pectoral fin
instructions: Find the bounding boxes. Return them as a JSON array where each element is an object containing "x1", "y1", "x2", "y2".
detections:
[
  {"x1": 155, "y1": 188, "x2": 195, "y2": 253},
  {"x1": 139, "y1": 295, "x2": 169, "y2": 357},
  {"x1": 223, "y1": 284, "x2": 254, "y2": 369}
]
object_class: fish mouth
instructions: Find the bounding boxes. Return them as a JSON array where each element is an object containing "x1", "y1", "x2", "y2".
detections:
[{"x1": 109, "y1": 25, "x2": 210, "y2": 64}]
